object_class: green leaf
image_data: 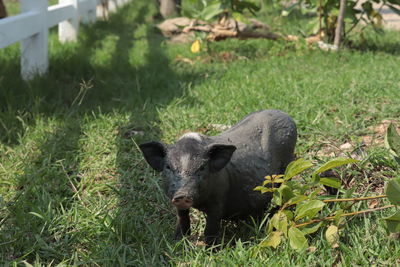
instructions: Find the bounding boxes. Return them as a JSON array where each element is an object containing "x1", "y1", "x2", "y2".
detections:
[
  {"x1": 384, "y1": 211, "x2": 400, "y2": 233},
  {"x1": 273, "y1": 189, "x2": 282, "y2": 206},
  {"x1": 309, "y1": 187, "x2": 322, "y2": 198},
  {"x1": 301, "y1": 222, "x2": 323, "y2": 235},
  {"x1": 267, "y1": 218, "x2": 274, "y2": 233},
  {"x1": 320, "y1": 177, "x2": 341, "y2": 189},
  {"x1": 254, "y1": 186, "x2": 264, "y2": 191},
  {"x1": 269, "y1": 213, "x2": 279, "y2": 230},
  {"x1": 385, "y1": 178, "x2": 400, "y2": 206},
  {"x1": 254, "y1": 186, "x2": 275, "y2": 193},
  {"x1": 279, "y1": 185, "x2": 295, "y2": 203},
  {"x1": 288, "y1": 195, "x2": 308, "y2": 205},
  {"x1": 263, "y1": 175, "x2": 284, "y2": 185},
  {"x1": 306, "y1": 16, "x2": 320, "y2": 35},
  {"x1": 29, "y1": 212, "x2": 44, "y2": 220},
  {"x1": 260, "y1": 231, "x2": 282, "y2": 248},
  {"x1": 325, "y1": 225, "x2": 339, "y2": 245},
  {"x1": 313, "y1": 158, "x2": 358, "y2": 176},
  {"x1": 281, "y1": 2, "x2": 300, "y2": 16},
  {"x1": 385, "y1": 123, "x2": 400, "y2": 157},
  {"x1": 284, "y1": 158, "x2": 313, "y2": 180},
  {"x1": 361, "y1": 1, "x2": 373, "y2": 16},
  {"x1": 295, "y1": 200, "x2": 325, "y2": 221},
  {"x1": 288, "y1": 227, "x2": 308, "y2": 251},
  {"x1": 282, "y1": 210, "x2": 294, "y2": 220},
  {"x1": 232, "y1": 0, "x2": 260, "y2": 14},
  {"x1": 334, "y1": 209, "x2": 344, "y2": 225},
  {"x1": 272, "y1": 211, "x2": 288, "y2": 237},
  {"x1": 344, "y1": 4, "x2": 360, "y2": 23},
  {"x1": 232, "y1": 11, "x2": 248, "y2": 23},
  {"x1": 262, "y1": 180, "x2": 272, "y2": 186},
  {"x1": 286, "y1": 180, "x2": 306, "y2": 192},
  {"x1": 200, "y1": 3, "x2": 224, "y2": 21}
]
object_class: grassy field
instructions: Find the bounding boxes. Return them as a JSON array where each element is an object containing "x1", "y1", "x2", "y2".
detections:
[{"x1": 1, "y1": 0, "x2": 400, "y2": 265}]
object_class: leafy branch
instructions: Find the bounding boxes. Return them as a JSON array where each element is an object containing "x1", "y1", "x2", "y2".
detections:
[
  {"x1": 294, "y1": 204, "x2": 395, "y2": 228},
  {"x1": 280, "y1": 0, "x2": 391, "y2": 44},
  {"x1": 255, "y1": 122, "x2": 400, "y2": 250},
  {"x1": 322, "y1": 195, "x2": 387, "y2": 203}
]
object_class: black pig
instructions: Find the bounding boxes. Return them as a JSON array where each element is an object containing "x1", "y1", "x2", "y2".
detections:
[{"x1": 139, "y1": 110, "x2": 297, "y2": 245}]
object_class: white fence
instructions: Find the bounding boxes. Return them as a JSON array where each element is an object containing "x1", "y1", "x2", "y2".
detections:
[{"x1": 0, "y1": 0, "x2": 131, "y2": 80}]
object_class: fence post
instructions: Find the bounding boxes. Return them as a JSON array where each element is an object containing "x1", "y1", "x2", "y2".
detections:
[
  {"x1": 20, "y1": 0, "x2": 48, "y2": 80},
  {"x1": 59, "y1": 0, "x2": 79, "y2": 42},
  {"x1": 86, "y1": 0, "x2": 97, "y2": 23}
]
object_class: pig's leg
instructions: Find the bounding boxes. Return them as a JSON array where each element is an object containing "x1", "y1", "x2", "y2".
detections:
[
  {"x1": 204, "y1": 212, "x2": 222, "y2": 246},
  {"x1": 174, "y1": 209, "x2": 190, "y2": 240}
]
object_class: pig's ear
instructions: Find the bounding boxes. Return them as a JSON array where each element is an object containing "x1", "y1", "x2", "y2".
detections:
[
  {"x1": 139, "y1": 142, "x2": 166, "y2": 172},
  {"x1": 207, "y1": 144, "x2": 236, "y2": 172}
]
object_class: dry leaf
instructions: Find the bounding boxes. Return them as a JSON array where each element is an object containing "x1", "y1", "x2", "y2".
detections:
[
  {"x1": 368, "y1": 199, "x2": 380, "y2": 209},
  {"x1": 191, "y1": 40, "x2": 201, "y2": 53},
  {"x1": 195, "y1": 240, "x2": 206, "y2": 247},
  {"x1": 332, "y1": 243, "x2": 339, "y2": 248},
  {"x1": 305, "y1": 35, "x2": 321, "y2": 44},
  {"x1": 308, "y1": 246, "x2": 317, "y2": 253},
  {"x1": 326, "y1": 225, "x2": 339, "y2": 245},
  {"x1": 339, "y1": 142, "x2": 353, "y2": 151}
]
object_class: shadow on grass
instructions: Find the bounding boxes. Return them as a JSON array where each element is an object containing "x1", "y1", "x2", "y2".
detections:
[
  {"x1": 0, "y1": 0, "x2": 203, "y2": 264},
  {"x1": 348, "y1": 40, "x2": 400, "y2": 55}
]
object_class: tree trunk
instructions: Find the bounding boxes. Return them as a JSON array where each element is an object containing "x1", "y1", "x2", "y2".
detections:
[
  {"x1": 159, "y1": 0, "x2": 181, "y2": 19},
  {"x1": 333, "y1": 0, "x2": 347, "y2": 50},
  {"x1": 0, "y1": 0, "x2": 7, "y2": 19}
]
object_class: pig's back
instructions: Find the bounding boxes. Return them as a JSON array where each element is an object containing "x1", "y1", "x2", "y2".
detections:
[{"x1": 212, "y1": 110, "x2": 297, "y2": 219}]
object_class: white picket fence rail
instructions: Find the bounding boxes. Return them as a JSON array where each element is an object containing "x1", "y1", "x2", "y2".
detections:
[{"x1": 0, "y1": 0, "x2": 131, "y2": 80}]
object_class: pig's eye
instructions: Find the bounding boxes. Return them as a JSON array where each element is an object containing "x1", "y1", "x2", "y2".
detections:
[{"x1": 165, "y1": 164, "x2": 172, "y2": 171}]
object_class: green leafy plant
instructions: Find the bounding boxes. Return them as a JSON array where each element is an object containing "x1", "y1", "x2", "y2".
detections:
[
  {"x1": 183, "y1": 0, "x2": 260, "y2": 21},
  {"x1": 255, "y1": 156, "x2": 400, "y2": 251},
  {"x1": 280, "y1": 0, "x2": 399, "y2": 42},
  {"x1": 385, "y1": 123, "x2": 400, "y2": 165},
  {"x1": 182, "y1": 0, "x2": 261, "y2": 54},
  {"x1": 383, "y1": 123, "x2": 400, "y2": 233}
]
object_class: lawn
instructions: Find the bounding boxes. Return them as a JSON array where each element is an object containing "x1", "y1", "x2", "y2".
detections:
[{"x1": 1, "y1": 0, "x2": 400, "y2": 265}]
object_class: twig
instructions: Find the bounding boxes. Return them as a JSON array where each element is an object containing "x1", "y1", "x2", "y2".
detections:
[
  {"x1": 318, "y1": 0, "x2": 323, "y2": 38},
  {"x1": 237, "y1": 31, "x2": 281, "y2": 40},
  {"x1": 183, "y1": 25, "x2": 212, "y2": 33},
  {"x1": 294, "y1": 204, "x2": 395, "y2": 228},
  {"x1": 322, "y1": 195, "x2": 387, "y2": 203},
  {"x1": 280, "y1": 195, "x2": 386, "y2": 212},
  {"x1": 333, "y1": 0, "x2": 347, "y2": 49}
]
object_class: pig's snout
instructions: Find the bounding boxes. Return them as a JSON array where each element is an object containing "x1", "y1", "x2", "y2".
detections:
[{"x1": 172, "y1": 195, "x2": 193, "y2": 210}]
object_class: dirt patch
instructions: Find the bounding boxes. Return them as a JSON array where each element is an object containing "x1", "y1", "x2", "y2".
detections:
[
  {"x1": 316, "y1": 119, "x2": 399, "y2": 158},
  {"x1": 362, "y1": 119, "x2": 400, "y2": 146}
]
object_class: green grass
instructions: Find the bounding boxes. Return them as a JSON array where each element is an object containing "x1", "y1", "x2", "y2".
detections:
[
  {"x1": 4, "y1": 0, "x2": 58, "y2": 15},
  {"x1": 1, "y1": 0, "x2": 400, "y2": 265}
]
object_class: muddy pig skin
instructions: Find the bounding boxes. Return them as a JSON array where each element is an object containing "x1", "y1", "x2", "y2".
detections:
[{"x1": 139, "y1": 110, "x2": 297, "y2": 245}]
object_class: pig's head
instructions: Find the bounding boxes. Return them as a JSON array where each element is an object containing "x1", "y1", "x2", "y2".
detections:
[{"x1": 139, "y1": 133, "x2": 236, "y2": 210}]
